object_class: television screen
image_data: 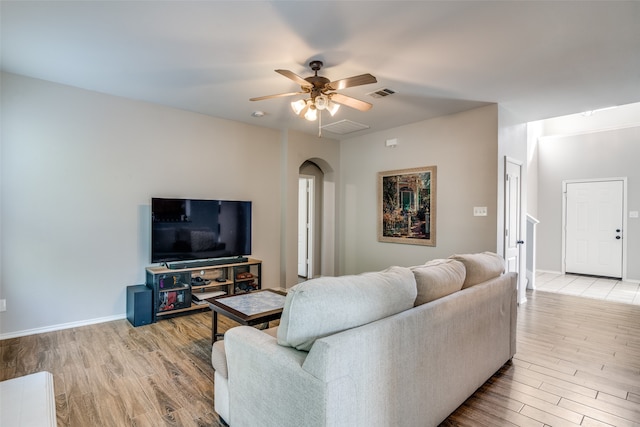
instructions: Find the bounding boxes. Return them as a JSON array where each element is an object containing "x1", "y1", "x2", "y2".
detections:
[{"x1": 151, "y1": 198, "x2": 251, "y2": 264}]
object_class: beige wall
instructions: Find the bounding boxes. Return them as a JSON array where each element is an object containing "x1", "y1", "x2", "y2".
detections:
[
  {"x1": 0, "y1": 73, "x2": 337, "y2": 336},
  {"x1": 338, "y1": 105, "x2": 499, "y2": 274}
]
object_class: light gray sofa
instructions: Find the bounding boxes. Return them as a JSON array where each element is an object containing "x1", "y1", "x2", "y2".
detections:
[{"x1": 211, "y1": 252, "x2": 517, "y2": 427}]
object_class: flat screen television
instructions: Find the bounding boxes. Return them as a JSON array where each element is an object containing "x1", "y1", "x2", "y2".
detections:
[{"x1": 151, "y1": 198, "x2": 252, "y2": 264}]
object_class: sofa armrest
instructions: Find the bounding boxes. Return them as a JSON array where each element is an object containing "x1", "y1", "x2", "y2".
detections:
[
  {"x1": 211, "y1": 326, "x2": 279, "y2": 380},
  {"x1": 224, "y1": 326, "x2": 327, "y2": 427},
  {"x1": 211, "y1": 341, "x2": 228, "y2": 378}
]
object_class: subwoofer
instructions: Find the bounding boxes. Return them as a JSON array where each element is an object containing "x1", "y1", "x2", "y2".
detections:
[{"x1": 126, "y1": 284, "x2": 153, "y2": 327}]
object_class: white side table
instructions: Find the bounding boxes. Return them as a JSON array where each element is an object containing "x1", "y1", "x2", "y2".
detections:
[{"x1": 0, "y1": 371, "x2": 56, "y2": 426}]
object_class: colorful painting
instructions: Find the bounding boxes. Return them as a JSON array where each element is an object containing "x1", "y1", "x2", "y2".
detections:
[{"x1": 378, "y1": 166, "x2": 436, "y2": 246}]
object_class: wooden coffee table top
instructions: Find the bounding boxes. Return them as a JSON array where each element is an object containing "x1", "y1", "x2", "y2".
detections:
[{"x1": 206, "y1": 288, "x2": 287, "y2": 325}]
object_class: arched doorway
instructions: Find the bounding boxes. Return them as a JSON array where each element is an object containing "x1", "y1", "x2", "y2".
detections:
[{"x1": 298, "y1": 161, "x2": 324, "y2": 280}]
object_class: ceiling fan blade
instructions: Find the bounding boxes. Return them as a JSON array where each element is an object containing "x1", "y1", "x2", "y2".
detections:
[
  {"x1": 250, "y1": 91, "x2": 305, "y2": 101},
  {"x1": 330, "y1": 93, "x2": 373, "y2": 111},
  {"x1": 276, "y1": 69, "x2": 313, "y2": 88},
  {"x1": 327, "y1": 73, "x2": 377, "y2": 91}
]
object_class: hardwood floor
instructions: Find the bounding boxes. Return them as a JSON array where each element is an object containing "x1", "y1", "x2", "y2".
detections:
[
  {"x1": 0, "y1": 312, "x2": 228, "y2": 427},
  {"x1": 1, "y1": 290, "x2": 639, "y2": 426},
  {"x1": 444, "y1": 290, "x2": 640, "y2": 427}
]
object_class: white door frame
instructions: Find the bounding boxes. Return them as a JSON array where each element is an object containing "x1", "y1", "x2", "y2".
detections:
[
  {"x1": 561, "y1": 177, "x2": 627, "y2": 280},
  {"x1": 298, "y1": 175, "x2": 315, "y2": 279},
  {"x1": 504, "y1": 157, "x2": 524, "y2": 303}
]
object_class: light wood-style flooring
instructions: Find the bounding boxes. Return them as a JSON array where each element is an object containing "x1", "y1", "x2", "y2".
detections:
[
  {"x1": 444, "y1": 290, "x2": 640, "y2": 426},
  {"x1": 1, "y1": 290, "x2": 639, "y2": 426}
]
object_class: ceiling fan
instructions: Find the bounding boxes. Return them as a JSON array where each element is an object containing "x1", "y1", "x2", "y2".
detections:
[{"x1": 250, "y1": 60, "x2": 377, "y2": 122}]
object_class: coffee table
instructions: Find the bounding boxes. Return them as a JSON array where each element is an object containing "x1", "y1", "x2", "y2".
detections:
[{"x1": 206, "y1": 289, "x2": 287, "y2": 343}]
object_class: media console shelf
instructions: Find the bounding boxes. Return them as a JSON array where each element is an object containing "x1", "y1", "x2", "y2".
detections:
[{"x1": 145, "y1": 258, "x2": 262, "y2": 322}]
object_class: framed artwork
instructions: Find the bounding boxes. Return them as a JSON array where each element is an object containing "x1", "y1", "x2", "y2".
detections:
[{"x1": 378, "y1": 166, "x2": 436, "y2": 246}]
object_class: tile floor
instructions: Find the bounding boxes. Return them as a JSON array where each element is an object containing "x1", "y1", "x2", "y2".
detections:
[{"x1": 534, "y1": 271, "x2": 640, "y2": 305}]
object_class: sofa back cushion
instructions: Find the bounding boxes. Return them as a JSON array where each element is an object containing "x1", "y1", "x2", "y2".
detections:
[
  {"x1": 411, "y1": 259, "x2": 466, "y2": 306},
  {"x1": 449, "y1": 252, "x2": 505, "y2": 288},
  {"x1": 277, "y1": 266, "x2": 417, "y2": 351}
]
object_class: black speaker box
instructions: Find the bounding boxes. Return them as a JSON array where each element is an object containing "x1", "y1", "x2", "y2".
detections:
[{"x1": 127, "y1": 284, "x2": 153, "y2": 327}]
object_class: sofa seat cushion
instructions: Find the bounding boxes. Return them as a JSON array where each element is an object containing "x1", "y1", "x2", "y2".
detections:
[
  {"x1": 411, "y1": 259, "x2": 466, "y2": 306},
  {"x1": 449, "y1": 252, "x2": 505, "y2": 288},
  {"x1": 277, "y1": 266, "x2": 417, "y2": 351}
]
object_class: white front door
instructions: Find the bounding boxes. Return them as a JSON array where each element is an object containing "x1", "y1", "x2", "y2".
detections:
[
  {"x1": 564, "y1": 179, "x2": 624, "y2": 278},
  {"x1": 504, "y1": 159, "x2": 523, "y2": 280}
]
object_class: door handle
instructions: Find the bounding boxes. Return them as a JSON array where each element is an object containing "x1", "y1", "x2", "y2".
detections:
[
  {"x1": 616, "y1": 236, "x2": 621, "y2": 240},
  {"x1": 516, "y1": 240, "x2": 524, "y2": 245}
]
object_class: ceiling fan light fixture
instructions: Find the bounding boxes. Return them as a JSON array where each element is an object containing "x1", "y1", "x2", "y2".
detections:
[
  {"x1": 327, "y1": 100, "x2": 340, "y2": 116},
  {"x1": 291, "y1": 99, "x2": 307, "y2": 115},
  {"x1": 304, "y1": 105, "x2": 317, "y2": 121},
  {"x1": 315, "y1": 94, "x2": 328, "y2": 110}
]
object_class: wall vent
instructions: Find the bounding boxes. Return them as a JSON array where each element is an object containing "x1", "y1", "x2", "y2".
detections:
[{"x1": 367, "y1": 88, "x2": 396, "y2": 99}]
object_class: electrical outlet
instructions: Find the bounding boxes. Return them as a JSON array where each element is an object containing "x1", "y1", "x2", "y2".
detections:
[
  {"x1": 0, "y1": 299, "x2": 6, "y2": 312},
  {"x1": 473, "y1": 207, "x2": 488, "y2": 217}
]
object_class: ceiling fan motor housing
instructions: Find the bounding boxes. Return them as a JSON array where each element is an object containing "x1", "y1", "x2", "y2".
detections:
[
  {"x1": 305, "y1": 60, "x2": 330, "y2": 100},
  {"x1": 309, "y1": 60, "x2": 323, "y2": 72}
]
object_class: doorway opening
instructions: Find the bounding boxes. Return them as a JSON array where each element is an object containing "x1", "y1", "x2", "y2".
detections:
[
  {"x1": 298, "y1": 161, "x2": 324, "y2": 280},
  {"x1": 504, "y1": 157, "x2": 524, "y2": 302},
  {"x1": 298, "y1": 175, "x2": 314, "y2": 278}
]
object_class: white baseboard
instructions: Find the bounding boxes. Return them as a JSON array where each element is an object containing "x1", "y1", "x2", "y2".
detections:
[
  {"x1": 535, "y1": 269, "x2": 563, "y2": 275},
  {"x1": 0, "y1": 314, "x2": 126, "y2": 340}
]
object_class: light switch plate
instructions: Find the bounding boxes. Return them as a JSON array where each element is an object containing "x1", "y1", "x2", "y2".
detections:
[
  {"x1": 473, "y1": 207, "x2": 488, "y2": 216},
  {"x1": 385, "y1": 138, "x2": 398, "y2": 147},
  {"x1": 630, "y1": 211, "x2": 639, "y2": 218}
]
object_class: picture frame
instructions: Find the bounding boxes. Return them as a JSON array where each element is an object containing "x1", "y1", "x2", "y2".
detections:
[{"x1": 378, "y1": 166, "x2": 436, "y2": 246}]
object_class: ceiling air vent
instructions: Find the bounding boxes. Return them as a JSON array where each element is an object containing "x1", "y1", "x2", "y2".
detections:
[
  {"x1": 367, "y1": 88, "x2": 396, "y2": 99},
  {"x1": 321, "y1": 119, "x2": 370, "y2": 135}
]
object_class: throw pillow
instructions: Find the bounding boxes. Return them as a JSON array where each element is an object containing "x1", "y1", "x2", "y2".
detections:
[
  {"x1": 411, "y1": 259, "x2": 465, "y2": 306},
  {"x1": 449, "y1": 252, "x2": 505, "y2": 288}
]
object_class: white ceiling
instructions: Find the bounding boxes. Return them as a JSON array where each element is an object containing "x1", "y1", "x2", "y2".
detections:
[{"x1": 2, "y1": 1, "x2": 639, "y2": 139}]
